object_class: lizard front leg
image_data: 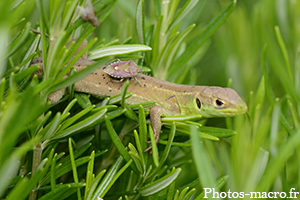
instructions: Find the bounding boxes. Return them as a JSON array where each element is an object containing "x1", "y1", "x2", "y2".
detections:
[{"x1": 144, "y1": 105, "x2": 172, "y2": 152}]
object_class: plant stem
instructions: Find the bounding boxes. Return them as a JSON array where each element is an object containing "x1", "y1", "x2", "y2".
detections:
[{"x1": 29, "y1": 142, "x2": 43, "y2": 200}]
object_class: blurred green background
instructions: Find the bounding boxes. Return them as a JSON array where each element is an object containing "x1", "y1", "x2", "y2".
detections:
[
  {"x1": 1, "y1": 0, "x2": 300, "y2": 199},
  {"x1": 98, "y1": 0, "x2": 299, "y2": 100}
]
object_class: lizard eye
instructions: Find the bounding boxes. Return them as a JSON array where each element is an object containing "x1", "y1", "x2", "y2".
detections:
[
  {"x1": 215, "y1": 98, "x2": 225, "y2": 108},
  {"x1": 196, "y1": 98, "x2": 201, "y2": 109}
]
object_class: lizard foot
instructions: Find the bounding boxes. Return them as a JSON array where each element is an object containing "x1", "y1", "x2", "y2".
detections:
[
  {"x1": 143, "y1": 132, "x2": 160, "y2": 153},
  {"x1": 143, "y1": 145, "x2": 152, "y2": 153}
]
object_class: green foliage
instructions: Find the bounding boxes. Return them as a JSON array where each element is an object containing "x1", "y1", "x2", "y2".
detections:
[{"x1": 1, "y1": 0, "x2": 300, "y2": 199}]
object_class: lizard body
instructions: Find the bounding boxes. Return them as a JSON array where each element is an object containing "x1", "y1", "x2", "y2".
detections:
[
  {"x1": 31, "y1": 57, "x2": 248, "y2": 150},
  {"x1": 71, "y1": 58, "x2": 247, "y2": 116}
]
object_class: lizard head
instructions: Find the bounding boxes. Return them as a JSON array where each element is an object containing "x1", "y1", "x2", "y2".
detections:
[{"x1": 195, "y1": 86, "x2": 248, "y2": 118}]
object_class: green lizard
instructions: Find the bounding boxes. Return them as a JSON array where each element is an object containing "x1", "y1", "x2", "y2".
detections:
[{"x1": 31, "y1": 56, "x2": 247, "y2": 151}]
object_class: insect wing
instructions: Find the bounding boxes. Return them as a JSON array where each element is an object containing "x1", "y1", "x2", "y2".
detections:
[{"x1": 127, "y1": 60, "x2": 142, "y2": 76}]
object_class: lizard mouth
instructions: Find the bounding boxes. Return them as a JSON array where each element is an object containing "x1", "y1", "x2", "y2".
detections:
[
  {"x1": 225, "y1": 101, "x2": 248, "y2": 116},
  {"x1": 237, "y1": 101, "x2": 248, "y2": 114}
]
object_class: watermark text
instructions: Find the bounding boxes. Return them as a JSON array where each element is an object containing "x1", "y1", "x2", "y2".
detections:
[{"x1": 203, "y1": 188, "x2": 299, "y2": 198}]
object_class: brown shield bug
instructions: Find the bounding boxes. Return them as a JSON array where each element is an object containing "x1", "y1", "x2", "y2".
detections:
[{"x1": 103, "y1": 59, "x2": 143, "y2": 85}]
